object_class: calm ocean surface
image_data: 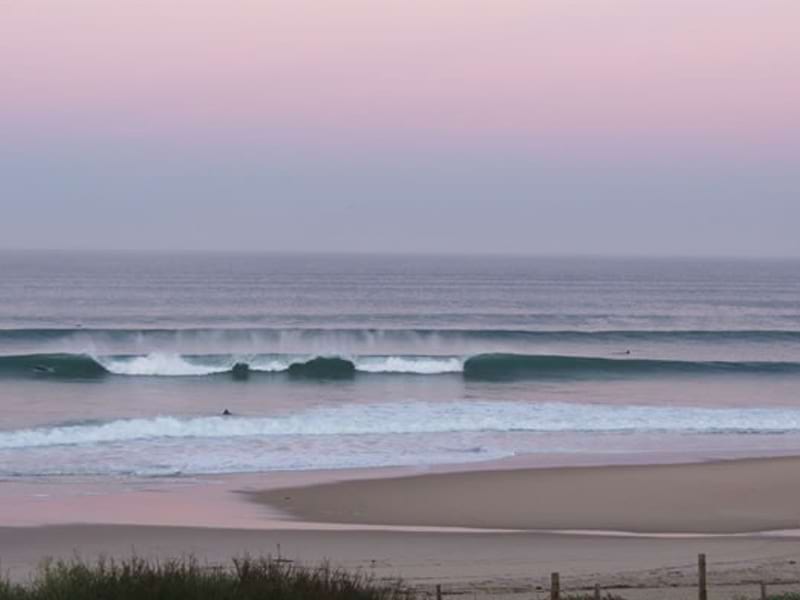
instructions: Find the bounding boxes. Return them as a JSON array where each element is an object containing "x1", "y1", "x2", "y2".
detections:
[{"x1": 1, "y1": 251, "x2": 800, "y2": 477}]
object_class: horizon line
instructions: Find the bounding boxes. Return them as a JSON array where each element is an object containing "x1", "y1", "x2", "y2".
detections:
[{"x1": 1, "y1": 247, "x2": 799, "y2": 262}]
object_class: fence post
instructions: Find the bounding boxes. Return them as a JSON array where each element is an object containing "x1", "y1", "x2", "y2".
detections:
[
  {"x1": 594, "y1": 582, "x2": 601, "y2": 600},
  {"x1": 435, "y1": 584, "x2": 442, "y2": 600},
  {"x1": 761, "y1": 581, "x2": 767, "y2": 600},
  {"x1": 698, "y1": 554, "x2": 707, "y2": 600},
  {"x1": 550, "y1": 572, "x2": 560, "y2": 600}
]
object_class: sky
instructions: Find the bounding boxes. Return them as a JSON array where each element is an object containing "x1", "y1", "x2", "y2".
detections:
[{"x1": 1, "y1": 0, "x2": 799, "y2": 256}]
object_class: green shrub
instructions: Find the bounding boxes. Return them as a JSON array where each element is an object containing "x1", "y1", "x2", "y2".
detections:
[{"x1": 0, "y1": 556, "x2": 409, "y2": 600}]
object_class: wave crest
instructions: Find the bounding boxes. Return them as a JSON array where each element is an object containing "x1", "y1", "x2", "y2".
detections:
[{"x1": 2, "y1": 352, "x2": 800, "y2": 380}]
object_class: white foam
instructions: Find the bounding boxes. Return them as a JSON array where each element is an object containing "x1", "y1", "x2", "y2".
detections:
[
  {"x1": 248, "y1": 356, "x2": 296, "y2": 372},
  {"x1": 94, "y1": 353, "x2": 466, "y2": 376},
  {"x1": 4, "y1": 401, "x2": 800, "y2": 450},
  {"x1": 98, "y1": 353, "x2": 232, "y2": 376},
  {"x1": 353, "y1": 356, "x2": 464, "y2": 374}
]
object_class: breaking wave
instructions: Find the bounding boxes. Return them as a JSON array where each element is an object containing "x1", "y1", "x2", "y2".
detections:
[
  {"x1": 0, "y1": 353, "x2": 465, "y2": 379},
  {"x1": 1, "y1": 352, "x2": 800, "y2": 381}
]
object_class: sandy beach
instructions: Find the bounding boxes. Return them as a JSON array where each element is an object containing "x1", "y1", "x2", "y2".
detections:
[
  {"x1": 250, "y1": 456, "x2": 800, "y2": 534},
  {"x1": 4, "y1": 456, "x2": 800, "y2": 598},
  {"x1": 4, "y1": 524, "x2": 800, "y2": 599}
]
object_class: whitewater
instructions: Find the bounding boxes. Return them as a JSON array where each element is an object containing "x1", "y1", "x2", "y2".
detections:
[{"x1": 5, "y1": 400, "x2": 800, "y2": 476}]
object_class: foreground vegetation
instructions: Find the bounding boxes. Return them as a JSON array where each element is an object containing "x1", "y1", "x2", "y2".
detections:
[
  {"x1": 0, "y1": 556, "x2": 408, "y2": 600},
  {"x1": 3, "y1": 557, "x2": 796, "y2": 599}
]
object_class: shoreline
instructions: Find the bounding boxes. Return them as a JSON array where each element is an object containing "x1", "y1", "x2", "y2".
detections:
[{"x1": 4, "y1": 451, "x2": 800, "y2": 532}]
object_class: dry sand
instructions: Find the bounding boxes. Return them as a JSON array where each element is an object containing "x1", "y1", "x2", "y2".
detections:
[
  {"x1": 3, "y1": 525, "x2": 800, "y2": 599},
  {"x1": 250, "y1": 456, "x2": 800, "y2": 534}
]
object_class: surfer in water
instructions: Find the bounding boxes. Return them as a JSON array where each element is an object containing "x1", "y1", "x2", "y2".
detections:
[{"x1": 222, "y1": 409, "x2": 232, "y2": 416}]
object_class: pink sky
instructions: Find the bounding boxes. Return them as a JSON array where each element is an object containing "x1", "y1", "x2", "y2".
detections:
[
  {"x1": 1, "y1": 2, "x2": 799, "y2": 255},
  {"x1": 1, "y1": 0, "x2": 799, "y2": 155}
]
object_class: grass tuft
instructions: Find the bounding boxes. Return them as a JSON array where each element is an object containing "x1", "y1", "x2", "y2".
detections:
[{"x1": 0, "y1": 556, "x2": 409, "y2": 600}]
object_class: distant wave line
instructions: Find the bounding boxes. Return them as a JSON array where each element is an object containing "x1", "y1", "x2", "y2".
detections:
[{"x1": 3, "y1": 326, "x2": 800, "y2": 340}]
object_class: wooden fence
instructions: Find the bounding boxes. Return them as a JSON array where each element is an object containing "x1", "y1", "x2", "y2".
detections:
[{"x1": 431, "y1": 554, "x2": 776, "y2": 599}]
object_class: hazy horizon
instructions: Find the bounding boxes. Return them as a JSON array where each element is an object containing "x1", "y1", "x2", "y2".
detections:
[
  {"x1": 2, "y1": 1, "x2": 798, "y2": 258},
  {"x1": 4, "y1": 247, "x2": 800, "y2": 263}
]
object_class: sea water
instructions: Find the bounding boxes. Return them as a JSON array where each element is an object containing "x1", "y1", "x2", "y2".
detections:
[{"x1": 1, "y1": 251, "x2": 799, "y2": 477}]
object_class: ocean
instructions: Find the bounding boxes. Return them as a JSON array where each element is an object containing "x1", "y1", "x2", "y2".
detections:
[{"x1": 2, "y1": 250, "x2": 800, "y2": 478}]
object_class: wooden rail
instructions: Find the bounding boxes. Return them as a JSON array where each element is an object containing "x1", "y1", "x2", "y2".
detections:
[{"x1": 431, "y1": 553, "x2": 773, "y2": 599}]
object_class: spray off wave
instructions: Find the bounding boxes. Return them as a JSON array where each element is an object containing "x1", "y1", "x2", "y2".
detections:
[
  {"x1": 4, "y1": 326, "x2": 800, "y2": 343},
  {"x1": 3, "y1": 326, "x2": 800, "y2": 362}
]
